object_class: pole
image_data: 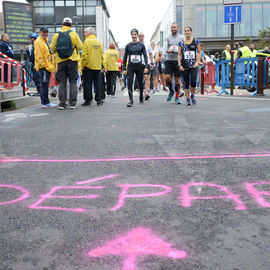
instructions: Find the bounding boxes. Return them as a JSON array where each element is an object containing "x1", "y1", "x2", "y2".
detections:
[
  {"x1": 230, "y1": 24, "x2": 234, "y2": 95},
  {"x1": 82, "y1": 0, "x2": 85, "y2": 42}
]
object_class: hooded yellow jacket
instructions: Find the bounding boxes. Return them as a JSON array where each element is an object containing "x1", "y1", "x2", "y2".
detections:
[
  {"x1": 34, "y1": 36, "x2": 55, "y2": 73},
  {"x1": 50, "y1": 26, "x2": 83, "y2": 64},
  {"x1": 104, "y1": 49, "x2": 119, "y2": 71},
  {"x1": 81, "y1": 35, "x2": 103, "y2": 70}
]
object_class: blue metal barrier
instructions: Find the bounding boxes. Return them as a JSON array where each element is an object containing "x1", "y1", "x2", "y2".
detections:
[{"x1": 215, "y1": 57, "x2": 258, "y2": 96}]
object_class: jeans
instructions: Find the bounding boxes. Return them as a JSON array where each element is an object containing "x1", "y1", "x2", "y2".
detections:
[{"x1": 38, "y1": 68, "x2": 51, "y2": 105}]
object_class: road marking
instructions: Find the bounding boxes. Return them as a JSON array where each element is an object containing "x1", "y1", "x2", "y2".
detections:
[{"x1": 1, "y1": 153, "x2": 270, "y2": 163}]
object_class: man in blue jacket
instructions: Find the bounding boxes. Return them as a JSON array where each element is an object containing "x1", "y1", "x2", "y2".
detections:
[
  {"x1": 26, "y1": 33, "x2": 41, "y2": 96},
  {"x1": 0, "y1": 33, "x2": 14, "y2": 83}
]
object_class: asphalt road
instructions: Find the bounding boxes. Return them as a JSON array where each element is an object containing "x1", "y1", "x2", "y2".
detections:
[{"x1": 0, "y1": 89, "x2": 270, "y2": 270}]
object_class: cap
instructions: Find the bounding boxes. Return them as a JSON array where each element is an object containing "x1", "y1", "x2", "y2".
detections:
[
  {"x1": 130, "y1": 28, "x2": 138, "y2": 35},
  {"x1": 63, "y1": 17, "x2": 72, "y2": 24},
  {"x1": 40, "y1": 27, "x2": 48, "y2": 32},
  {"x1": 29, "y1": 33, "x2": 39, "y2": 39}
]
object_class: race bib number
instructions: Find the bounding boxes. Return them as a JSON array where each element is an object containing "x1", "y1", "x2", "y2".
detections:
[
  {"x1": 169, "y1": 45, "x2": 178, "y2": 53},
  {"x1": 184, "y1": 51, "x2": 195, "y2": 60},
  {"x1": 130, "y1": 55, "x2": 141, "y2": 63}
]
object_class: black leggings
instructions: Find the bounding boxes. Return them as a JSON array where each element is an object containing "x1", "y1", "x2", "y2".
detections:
[
  {"x1": 183, "y1": 68, "x2": 198, "y2": 89},
  {"x1": 127, "y1": 63, "x2": 144, "y2": 101}
]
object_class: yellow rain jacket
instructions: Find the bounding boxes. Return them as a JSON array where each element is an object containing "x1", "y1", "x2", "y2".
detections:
[
  {"x1": 81, "y1": 35, "x2": 104, "y2": 70},
  {"x1": 104, "y1": 49, "x2": 119, "y2": 71},
  {"x1": 50, "y1": 26, "x2": 83, "y2": 65},
  {"x1": 34, "y1": 36, "x2": 55, "y2": 73}
]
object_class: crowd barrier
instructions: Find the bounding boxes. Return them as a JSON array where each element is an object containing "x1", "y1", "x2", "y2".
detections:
[
  {"x1": 0, "y1": 52, "x2": 27, "y2": 95},
  {"x1": 215, "y1": 57, "x2": 258, "y2": 96},
  {"x1": 197, "y1": 62, "x2": 219, "y2": 95}
]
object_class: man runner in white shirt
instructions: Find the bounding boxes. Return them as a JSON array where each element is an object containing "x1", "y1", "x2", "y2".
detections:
[
  {"x1": 139, "y1": 32, "x2": 153, "y2": 101},
  {"x1": 163, "y1": 22, "x2": 184, "y2": 104}
]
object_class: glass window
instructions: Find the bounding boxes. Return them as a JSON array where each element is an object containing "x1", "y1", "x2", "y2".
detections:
[
  {"x1": 66, "y1": 1, "x2": 75, "y2": 6},
  {"x1": 217, "y1": 5, "x2": 229, "y2": 37},
  {"x1": 33, "y1": 1, "x2": 44, "y2": 7},
  {"x1": 55, "y1": 7, "x2": 65, "y2": 23},
  {"x1": 176, "y1": 6, "x2": 182, "y2": 34},
  {"x1": 240, "y1": 4, "x2": 251, "y2": 37},
  {"x1": 44, "y1": 1, "x2": 54, "y2": 7},
  {"x1": 85, "y1": 0, "x2": 97, "y2": 6},
  {"x1": 66, "y1": 7, "x2": 76, "y2": 18},
  {"x1": 263, "y1": 3, "x2": 270, "y2": 29},
  {"x1": 34, "y1": 8, "x2": 45, "y2": 25},
  {"x1": 85, "y1": 7, "x2": 96, "y2": 24},
  {"x1": 76, "y1": 1, "x2": 82, "y2": 6},
  {"x1": 44, "y1": 7, "x2": 54, "y2": 24},
  {"x1": 206, "y1": 5, "x2": 217, "y2": 38},
  {"x1": 55, "y1": 1, "x2": 65, "y2": 6},
  {"x1": 251, "y1": 3, "x2": 262, "y2": 36},
  {"x1": 194, "y1": 6, "x2": 206, "y2": 38}
]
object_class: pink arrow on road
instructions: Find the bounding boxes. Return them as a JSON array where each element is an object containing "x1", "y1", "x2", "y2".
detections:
[{"x1": 88, "y1": 227, "x2": 187, "y2": 270}]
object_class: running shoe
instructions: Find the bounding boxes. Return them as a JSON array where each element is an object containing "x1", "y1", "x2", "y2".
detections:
[
  {"x1": 191, "y1": 95, "x2": 196, "y2": 105},
  {"x1": 175, "y1": 97, "x2": 181, "y2": 104},
  {"x1": 58, "y1": 105, "x2": 65, "y2": 110},
  {"x1": 145, "y1": 94, "x2": 150, "y2": 101},
  {"x1": 47, "y1": 103, "x2": 57, "y2": 107},
  {"x1": 167, "y1": 92, "x2": 174, "y2": 102},
  {"x1": 69, "y1": 105, "x2": 77, "y2": 109},
  {"x1": 127, "y1": 101, "x2": 133, "y2": 107},
  {"x1": 81, "y1": 101, "x2": 91, "y2": 106},
  {"x1": 186, "y1": 98, "x2": 191, "y2": 106}
]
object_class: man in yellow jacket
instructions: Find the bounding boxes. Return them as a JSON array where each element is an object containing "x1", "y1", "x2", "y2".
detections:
[
  {"x1": 34, "y1": 27, "x2": 56, "y2": 108},
  {"x1": 81, "y1": 27, "x2": 104, "y2": 106},
  {"x1": 50, "y1": 17, "x2": 83, "y2": 109},
  {"x1": 104, "y1": 43, "x2": 119, "y2": 97}
]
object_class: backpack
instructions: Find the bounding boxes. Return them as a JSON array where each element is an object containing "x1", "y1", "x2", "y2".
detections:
[{"x1": 56, "y1": 30, "x2": 73, "y2": 58}]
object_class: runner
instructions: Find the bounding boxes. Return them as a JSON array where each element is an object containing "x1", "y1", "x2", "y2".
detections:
[
  {"x1": 117, "y1": 56, "x2": 124, "y2": 91},
  {"x1": 178, "y1": 26, "x2": 201, "y2": 106},
  {"x1": 163, "y1": 22, "x2": 184, "y2": 104},
  {"x1": 138, "y1": 32, "x2": 152, "y2": 101},
  {"x1": 123, "y1": 29, "x2": 149, "y2": 107}
]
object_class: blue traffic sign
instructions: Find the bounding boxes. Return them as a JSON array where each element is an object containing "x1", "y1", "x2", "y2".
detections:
[{"x1": 224, "y1": 5, "x2": 242, "y2": 24}]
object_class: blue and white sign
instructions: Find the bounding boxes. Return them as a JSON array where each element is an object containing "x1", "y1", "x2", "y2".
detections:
[{"x1": 224, "y1": 5, "x2": 242, "y2": 24}]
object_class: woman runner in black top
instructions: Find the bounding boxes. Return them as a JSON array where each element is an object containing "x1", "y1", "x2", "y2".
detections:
[
  {"x1": 123, "y1": 29, "x2": 149, "y2": 107},
  {"x1": 178, "y1": 26, "x2": 201, "y2": 105}
]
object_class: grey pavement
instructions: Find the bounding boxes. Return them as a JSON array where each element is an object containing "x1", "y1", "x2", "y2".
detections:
[{"x1": 0, "y1": 87, "x2": 270, "y2": 270}]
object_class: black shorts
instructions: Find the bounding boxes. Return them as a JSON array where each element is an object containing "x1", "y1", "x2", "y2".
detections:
[
  {"x1": 117, "y1": 71, "x2": 122, "y2": 78},
  {"x1": 164, "y1": 60, "x2": 181, "y2": 77},
  {"x1": 183, "y1": 68, "x2": 198, "y2": 89}
]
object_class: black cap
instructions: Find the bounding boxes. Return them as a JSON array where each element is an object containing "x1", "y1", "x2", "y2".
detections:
[
  {"x1": 40, "y1": 27, "x2": 48, "y2": 32},
  {"x1": 130, "y1": 28, "x2": 138, "y2": 35}
]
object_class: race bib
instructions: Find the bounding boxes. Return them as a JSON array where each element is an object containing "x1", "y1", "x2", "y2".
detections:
[
  {"x1": 169, "y1": 45, "x2": 178, "y2": 53},
  {"x1": 184, "y1": 51, "x2": 195, "y2": 60},
  {"x1": 130, "y1": 55, "x2": 141, "y2": 63}
]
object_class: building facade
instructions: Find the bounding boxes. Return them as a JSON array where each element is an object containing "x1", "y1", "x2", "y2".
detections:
[
  {"x1": 26, "y1": 0, "x2": 113, "y2": 50},
  {"x1": 153, "y1": 0, "x2": 270, "y2": 50}
]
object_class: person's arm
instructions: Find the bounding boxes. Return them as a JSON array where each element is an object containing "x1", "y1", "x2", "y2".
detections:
[
  {"x1": 142, "y1": 44, "x2": 148, "y2": 69},
  {"x1": 221, "y1": 51, "x2": 226, "y2": 60},
  {"x1": 49, "y1": 33, "x2": 58, "y2": 54},
  {"x1": 237, "y1": 49, "x2": 242, "y2": 59},
  {"x1": 177, "y1": 43, "x2": 184, "y2": 71},
  {"x1": 194, "y1": 43, "x2": 202, "y2": 68},
  {"x1": 80, "y1": 41, "x2": 88, "y2": 69},
  {"x1": 75, "y1": 33, "x2": 83, "y2": 52},
  {"x1": 123, "y1": 45, "x2": 128, "y2": 71}
]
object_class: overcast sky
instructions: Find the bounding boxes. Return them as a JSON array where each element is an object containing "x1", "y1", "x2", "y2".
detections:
[{"x1": 0, "y1": 0, "x2": 167, "y2": 47}]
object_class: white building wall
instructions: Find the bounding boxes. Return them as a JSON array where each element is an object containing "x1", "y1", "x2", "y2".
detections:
[
  {"x1": 96, "y1": 6, "x2": 110, "y2": 51},
  {"x1": 160, "y1": 0, "x2": 176, "y2": 42}
]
